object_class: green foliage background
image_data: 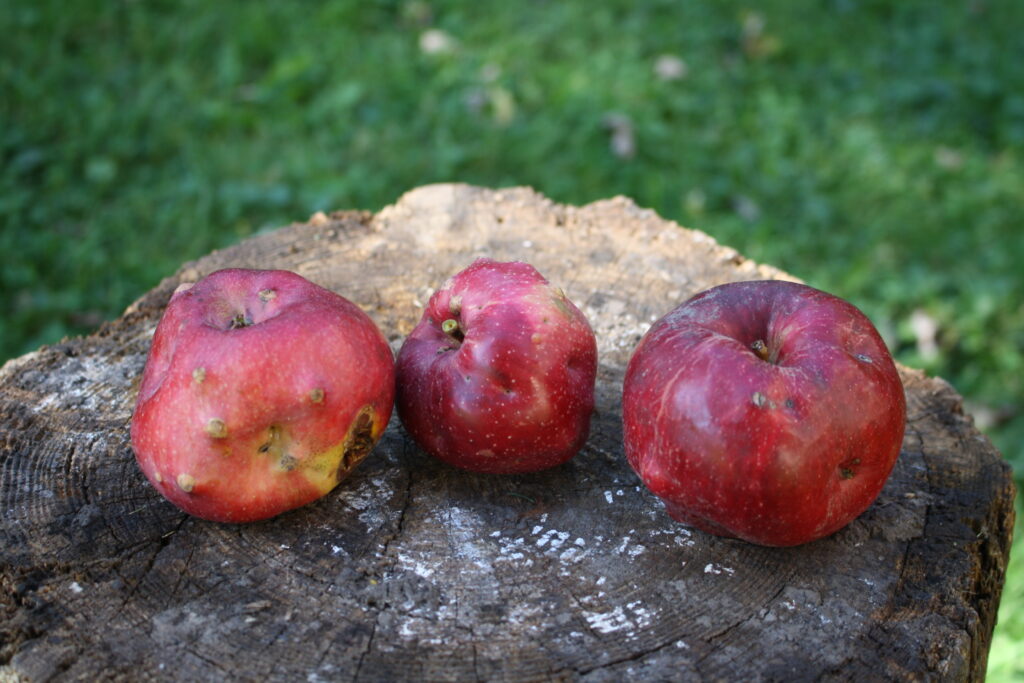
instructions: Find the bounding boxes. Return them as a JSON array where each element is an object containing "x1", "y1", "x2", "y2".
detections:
[{"x1": 2, "y1": 1, "x2": 1021, "y2": 676}]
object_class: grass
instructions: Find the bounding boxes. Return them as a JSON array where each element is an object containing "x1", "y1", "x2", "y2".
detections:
[{"x1": 2, "y1": 0, "x2": 1021, "y2": 676}]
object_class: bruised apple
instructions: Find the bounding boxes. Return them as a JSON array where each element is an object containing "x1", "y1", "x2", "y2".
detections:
[
  {"x1": 623, "y1": 280, "x2": 905, "y2": 547},
  {"x1": 396, "y1": 259, "x2": 597, "y2": 474},
  {"x1": 130, "y1": 268, "x2": 395, "y2": 523}
]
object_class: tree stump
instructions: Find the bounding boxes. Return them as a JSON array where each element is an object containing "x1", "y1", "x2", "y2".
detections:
[{"x1": 0, "y1": 184, "x2": 1014, "y2": 681}]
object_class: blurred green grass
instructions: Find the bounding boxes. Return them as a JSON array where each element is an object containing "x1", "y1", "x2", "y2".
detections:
[{"x1": 1, "y1": 0, "x2": 1021, "y2": 676}]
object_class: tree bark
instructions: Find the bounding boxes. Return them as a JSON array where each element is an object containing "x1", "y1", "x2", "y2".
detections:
[{"x1": 0, "y1": 184, "x2": 1015, "y2": 681}]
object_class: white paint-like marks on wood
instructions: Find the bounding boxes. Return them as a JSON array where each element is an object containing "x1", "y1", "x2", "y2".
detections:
[
  {"x1": 536, "y1": 529, "x2": 570, "y2": 549},
  {"x1": 397, "y1": 552, "x2": 436, "y2": 579},
  {"x1": 583, "y1": 600, "x2": 654, "y2": 636},
  {"x1": 704, "y1": 563, "x2": 736, "y2": 576}
]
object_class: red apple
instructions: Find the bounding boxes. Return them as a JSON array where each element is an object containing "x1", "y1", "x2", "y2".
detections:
[
  {"x1": 623, "y1": 280, "x2": 905, "y2": 547},
  {"x1": 396, "y1": 259, "x2": 598, "y2": 474},
  {"x1": 130, "y1": 268, "x2": 395, "y2": 523}
]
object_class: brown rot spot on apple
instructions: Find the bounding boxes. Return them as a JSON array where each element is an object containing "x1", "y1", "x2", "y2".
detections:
[
  {"x1": 839, "y1": 458, "x2": 861, "y2": 479},
  {"x1": 279, "y1": 454, "x2": 298, "y2": 472},
  {"x1": 337, "y1": 407, "x2": 376, "y2": 481},
  {"x1": 192, "y1": 367, "x2": 206, "y2": 384},
  {"x1": 258, "y1": 288, "x2": 277, "y2": 302},
  {"x1": 205, "y1": 418, "x2": 228, "y2": 439},
  {"x1": 476, "y1": 449, "x2": 496, "y2": 458},
  {"x1": 309, "y1": 388, "x2": 325, "y2": 404},
  {"x1": 176, "y1": 473, "x2": 195, "y2": 493},
  {"x1": 154, "y1": 471, "x2": 163, "y2": 483},
  {"x1": 531, "y1": 333, "x2": 542, "y2": 344},
  {"x1": 449, "y1": 295, "x2": 463, "y2": 316}
]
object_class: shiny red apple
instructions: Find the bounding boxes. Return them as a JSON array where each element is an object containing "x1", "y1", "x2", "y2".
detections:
[
  {"x1": 130, "y1": 268, "x2": 395, "y2": 523},
  {"x1": 396, "y1": 259, "x2": 598, "y2": 473},
  {"x1": 623, "y1": 279, "x2": 905, "y2": 546}
]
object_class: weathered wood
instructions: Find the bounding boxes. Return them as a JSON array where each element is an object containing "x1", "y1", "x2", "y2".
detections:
[{"x1": 0, "y1": 184, "x2": 1014, "y2": 681}]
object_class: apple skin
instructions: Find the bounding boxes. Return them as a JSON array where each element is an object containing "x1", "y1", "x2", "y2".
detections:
[
  {"x1": 130, "y1": 268, "x2": 395, "y2": 523},
  {"x1": 396, "y1": 259, "x2": 598, "y2": 474},
  {"x1": 623, "y1": 280, "x2": 905, "y2": 547}
]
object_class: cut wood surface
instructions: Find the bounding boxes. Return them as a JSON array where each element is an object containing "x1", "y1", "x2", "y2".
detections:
[{"x1": 0, "y1": 184, "x2": 1015, "y2": 681}]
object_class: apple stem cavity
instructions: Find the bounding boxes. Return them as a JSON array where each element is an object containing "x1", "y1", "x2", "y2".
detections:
[
  {"x1": 442, "y1": 318, "x2": 465, "y2": 343},
  {"x1": 751, "y1": 339, "x2": 771, "y2": 362},
  {"x1": 229, "y1": 313, "x2": 253, "y2": 329}
]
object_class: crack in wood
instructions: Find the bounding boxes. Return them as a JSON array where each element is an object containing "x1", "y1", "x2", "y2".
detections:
[{"x1": 119, "y1": 514, "x2": 188, "y2": 609}]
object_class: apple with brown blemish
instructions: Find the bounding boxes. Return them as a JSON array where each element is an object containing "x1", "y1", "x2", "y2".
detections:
[
  {"x1": 623, "y1": 280, "x2": 905, "y2": 546},
  {"x1": 130, "y1": 268, "x2": 395, "y2": 523},
  {"x1": 396, "y1": 259, "x2": 598, "y2": 473}
]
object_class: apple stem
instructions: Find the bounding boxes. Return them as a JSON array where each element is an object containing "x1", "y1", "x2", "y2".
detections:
[
  {"x1": 751, "y1": 339, "x2": 771, "y2": 362},
  {"x1": 442, "y1": 318, "x2": 465, "y2": 343},
  {"x1": 229, "y1": 312, "x2": 253, "y2": 329}
]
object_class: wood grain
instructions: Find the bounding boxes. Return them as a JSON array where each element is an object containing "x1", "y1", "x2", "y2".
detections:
[{"x1": 0, "y1": 184, "x2": 1014, "y2": 681}]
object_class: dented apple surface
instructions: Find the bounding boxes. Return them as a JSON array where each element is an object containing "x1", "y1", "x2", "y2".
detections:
[
  {"x1": 396, "y1": 259, "x2": 598, "y2": 474},
  {"x1": 623, "y1": 280, "x2": 905, "y2": 547},
  {"x1": 130, "y1": 268, "x2": 395, "y2": 523}
]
